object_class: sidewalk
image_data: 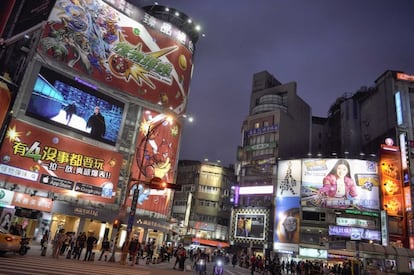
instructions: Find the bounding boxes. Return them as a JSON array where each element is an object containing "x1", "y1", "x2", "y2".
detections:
[{"x1": 28, "y1": 243, "x2": 124, "y2": 264}]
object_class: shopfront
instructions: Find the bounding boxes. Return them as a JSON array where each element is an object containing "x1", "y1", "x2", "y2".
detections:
[
  {"x1": 0, "y1": 188, "x2": 53, "y2": 240},
  {"x1": 51, "y1": 201, "x2": 118, "y2": 245}
]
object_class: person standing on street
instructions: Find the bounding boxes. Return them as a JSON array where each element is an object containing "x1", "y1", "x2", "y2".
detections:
[
  {"x1": 98, "y1": 237, "x2": 111, "y2": 261},
  {"x1": 52, "y1": 229, "x2": 65, "y2": 259},
  {"x1": 128, "y1": 236, "x2": 140, "y2": 266},
  {"x1": 84, "y1": 232, "x2": 97, "y2": 261}
]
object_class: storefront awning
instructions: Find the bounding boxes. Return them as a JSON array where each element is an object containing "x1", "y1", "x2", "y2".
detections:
[{"x1": 192, "y1": 238, "x2": 229, "y2": 248}]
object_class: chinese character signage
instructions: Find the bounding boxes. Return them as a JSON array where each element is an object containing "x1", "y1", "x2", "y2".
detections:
[
  {"x1": 39, "y1": 0, "x2": 194, "y2": 115},
  {"x1": 0, "y1": 119, "x2": 123, "y2": 202},
  {"x1": 12, "y1": 193, "x2": 53, "y2": 212}
]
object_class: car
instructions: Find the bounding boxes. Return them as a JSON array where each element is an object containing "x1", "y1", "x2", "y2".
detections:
[{"x1": 0, "y1": 227, "x2": 22, "y2": 255}]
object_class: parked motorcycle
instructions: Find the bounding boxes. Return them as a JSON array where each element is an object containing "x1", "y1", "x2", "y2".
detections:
[{"x1": 18, "y1": 237, "x2": 30, "y2": 255}]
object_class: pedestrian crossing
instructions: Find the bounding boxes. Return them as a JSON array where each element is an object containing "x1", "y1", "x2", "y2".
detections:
[{"x1": 0, "y1": 255, "x2": 152, "y2": 275}]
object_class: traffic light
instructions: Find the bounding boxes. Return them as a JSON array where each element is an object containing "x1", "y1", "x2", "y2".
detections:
[
  {"x1": 113, "y1": 219, "x2": 120, "y2": 229},
  {"x1": 147, "y1": 177, "x2": 181, "y2": 191}
]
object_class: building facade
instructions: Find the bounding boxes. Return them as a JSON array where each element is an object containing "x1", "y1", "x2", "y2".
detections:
[
  {"x1": 171, "y1": 160, "x2": 234, "y2": 247},
  {"x1": 233, "y1": 71, "x2": 311, "y2": 253},
  {"x1": 0, "y1": 0, "x2": 200, "y2": 250}
]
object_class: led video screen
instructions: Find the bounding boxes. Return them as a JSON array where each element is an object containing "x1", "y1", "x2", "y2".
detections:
[
  {"x1": 25, "y1": 66, "x2": 125, "y2": 146},
  {"x1": 234, "y1": 213, "x2": 266, "y2": 240}
]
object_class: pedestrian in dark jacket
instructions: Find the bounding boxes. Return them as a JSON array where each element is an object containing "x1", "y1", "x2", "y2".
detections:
[
  {"x1": 84, "y1": 232, "x2": 97, "y2": 261},
  {"x1": 98, "y1": 237, "x2": 111, "y2": 261}
]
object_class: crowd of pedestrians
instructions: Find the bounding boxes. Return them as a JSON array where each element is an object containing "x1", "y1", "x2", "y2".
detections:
[{"x1": 38, "y1": 234, "x2": 364, "y2": 275}]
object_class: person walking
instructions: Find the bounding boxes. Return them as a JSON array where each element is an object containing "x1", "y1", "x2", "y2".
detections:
[
  {"x1": 52, "y1": 229, "x2": 65, "y2": 259},
  {"x1": 120, "y1": 238, "x2": 131, "y2": 265},
  {"x1": 73, "y1": 232, "x2": 86, "y2": 260},
  {"x1": 128, "y1": 236, "x2": 140, "y2": 266},
  {"x1": 40, "y1": 230, "x2": 49, "y2": 256},
  {"x1": 84, "y1": 232, "x2": 97, "y2": 261},
  {"x1": 98, "y1": 237, "x2": 111, "y2": 261}
]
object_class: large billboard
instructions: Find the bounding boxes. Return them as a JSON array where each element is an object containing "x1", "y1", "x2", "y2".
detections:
[
  {"x1": 38, "y1": 0, "x2": 194, "y2": 115},
  {"x1": 274, "y1": 160, "x2": 301, "y2": 252},
  {"x1": 125, "y1": 109, "x2": 181, "y2": 215},
  {"x1": 380, "y1": 144, "x2": 404, "y2": 217},
  {"x1": 26, "y1": 66, "x2": 126, "y2": 146},
  {"x1": 0, "y1": 119, "x2": 123, "y2": 203},
  {"x1": 301, "y1": 159, "x2": 380, "y2": 211}
]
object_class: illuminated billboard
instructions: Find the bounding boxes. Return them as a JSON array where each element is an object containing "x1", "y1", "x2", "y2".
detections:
[
  {"x1": 235, "y1": 213, "x2": 266, "y2": 240},
  {"x1": 26, "y1": 66, "x2": 125, "y2": 146},
  {"x1": 126, "y1": 110, "x2": 181, "y2": 215},
  {"x1": 39, "y1": 0, "x2": 195, "y2": 115},
  {"x1": 301, "y1": 159, "x2": 380, "y2": 211},
  {"x1": 231, "y1": 208, "x2": 269, "y2": 244},
  {"x1": 0, "y1": 119, "x2": 123, "y2": 203},
  {"x1": 380, "y1": 144, "x2": 404, "y2": 216}
]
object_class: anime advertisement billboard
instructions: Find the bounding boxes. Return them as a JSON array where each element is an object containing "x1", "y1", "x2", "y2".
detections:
[
  {"x1": 301, "y1": 159, "x2": 380, "y2": 211},
  {"x1": 126, "y1": 109, "x2": 181, "y2": 215},
  {"x1": 38, "y1": 0, "x2": 195, "y2": 115},
  {"x1": 0, "y1": 119, "x2": 123, "y2": 203}
]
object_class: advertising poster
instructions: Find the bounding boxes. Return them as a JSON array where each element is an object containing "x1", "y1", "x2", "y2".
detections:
[
  {"x1": 0, "y1": 119, "x2": 123, "y2": 203},
  {"x1": 39, "y1": 0, "x2": 194, "y2": 115},
  {"x1": 276, "y1": 160, "x2": 301, "y2": 197},
  {"x1": 301, "y1": 159, "x2": 380, "y2": 211},
  {"x1": 274, "y1": 197, "x2": 300, "y2": 244},
  {"x1": 380, "y1": 145, "x2": 404, "y2": 216},
  {"x1": 126, "y1": 110, "x2": 181, "y2": 215},
  {"x1": 0, "y1": 207, "x2": 15, "y2": 231},
  {"x1": 0, "y1": 82, "x2": 11, "y2": 131}
]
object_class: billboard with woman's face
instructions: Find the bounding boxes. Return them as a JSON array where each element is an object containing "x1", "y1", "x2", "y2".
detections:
[{"x1": 301, "y1": 159, "x2": 380, "y2": 211}]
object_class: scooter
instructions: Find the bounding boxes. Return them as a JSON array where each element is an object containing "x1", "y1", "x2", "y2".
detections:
[
  {"x1": 196, "y1": 258, "x2": 206, "y2": 275},
  {"x1": 18, "y1": 237, "x2": 31, "y2": 256},
  {"x1": 213, "y1": 259, "x2": 224, "y2": 275}
]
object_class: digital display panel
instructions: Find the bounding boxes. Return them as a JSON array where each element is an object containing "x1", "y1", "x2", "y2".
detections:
[
  {"x1": 234, "y1": 213, "x2": 266, "y2": 240},
  {"x1": 25, "y1": 66, "x2": 125, "y2": 146}
]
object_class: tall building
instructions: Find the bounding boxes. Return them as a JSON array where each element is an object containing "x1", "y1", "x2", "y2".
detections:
[
  {"x1": 171, "y1": 160, "x2": 235, "y2": 247},
  {"x1": 0, "y1": 0, "x2": 201, "y2": 251},
  {"x1": 232, "y1": 71, "x2": 311, "y2": 252},
  {"x1": 230, "y1": 69, "x2": 414, "y2": 274}
]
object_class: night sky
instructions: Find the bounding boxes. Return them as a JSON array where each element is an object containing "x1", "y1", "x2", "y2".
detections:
[{"x1": 136, "y1": 0, "x2": 414, "y2": 166}]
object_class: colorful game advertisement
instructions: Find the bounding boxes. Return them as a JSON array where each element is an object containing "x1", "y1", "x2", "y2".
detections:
[
  {"x1": 39, "y1": 0, "x2": 195, "y2": 115},
  {"x1": 0, "y1": 119, "x2": 123, "y2": 203}
]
